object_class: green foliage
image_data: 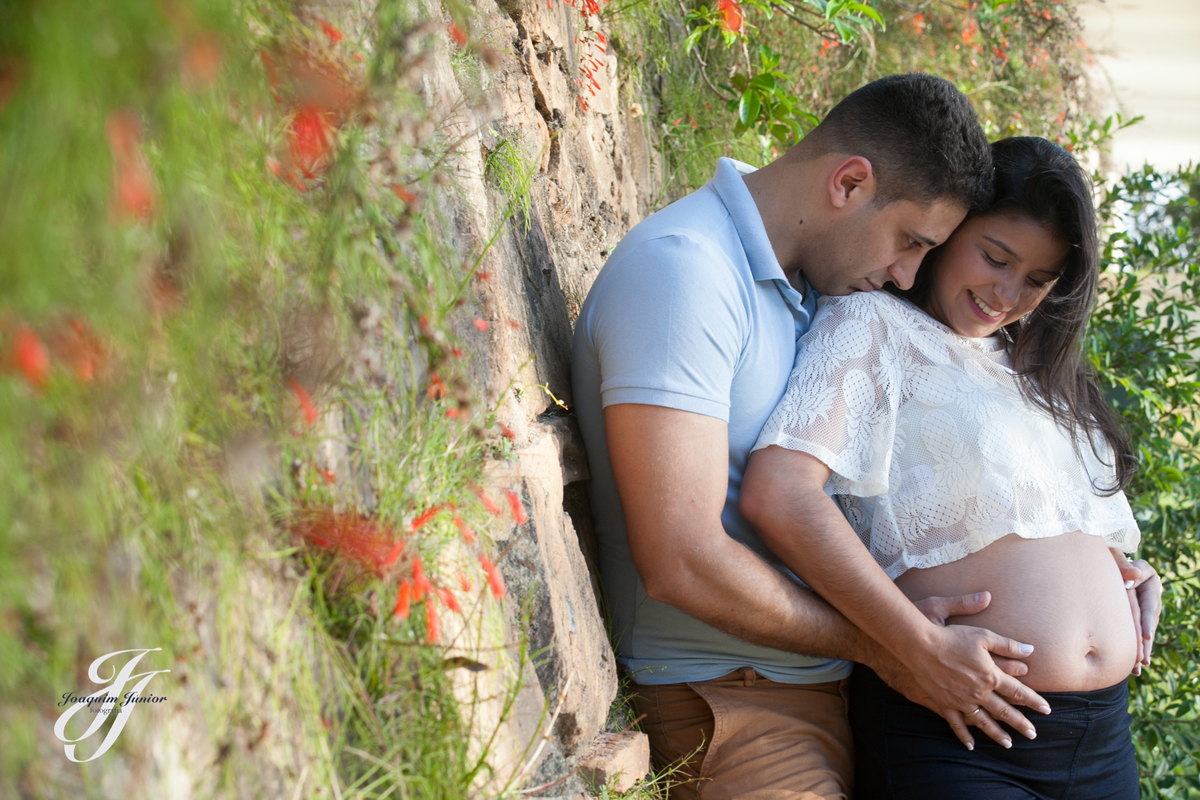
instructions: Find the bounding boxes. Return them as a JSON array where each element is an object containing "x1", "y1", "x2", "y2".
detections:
[
  {"x1": 678, "y1": 0, "x2": 884, "y2": 146},
  {"x1": 1090, "y1": 164, "x2": 1200, "y2": 797},
  {"x1": 610, "y1": 0, "x2": 1098, "y2": 201},
  {"x1": 484, "y1": 131, "x2": 536, "y2": 233},
  {"x1": 0, "y1": 0, "x2": 518, "y2": 795}
]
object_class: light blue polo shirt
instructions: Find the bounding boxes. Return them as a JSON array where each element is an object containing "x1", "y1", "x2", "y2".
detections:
[{"x1": 571, "y1": 158, "x2": 853, "y2": 685}]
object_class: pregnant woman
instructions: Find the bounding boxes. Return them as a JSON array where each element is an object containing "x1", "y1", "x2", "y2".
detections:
[{"x1": 740, "y1": 137, "x2": 1158, "y2": 798}]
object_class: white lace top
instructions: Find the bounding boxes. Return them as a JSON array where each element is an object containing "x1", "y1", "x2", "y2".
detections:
[{"x1": 752, "y1": 291, "x2": 1140, "y2": 579}]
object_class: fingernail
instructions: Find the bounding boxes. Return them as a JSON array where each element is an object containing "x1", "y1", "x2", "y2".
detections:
[
  {"x1": 1019, "y1": 643, "x2": 1034, "y2": 655},
  {"x1": 1038, "y1": 704, "x2": 1051, "y2": 714},
  {"x1": 975, "y1": 592, "x2": 985, "y2": 604},
  {"x1": 1027, "y1": 730, "x2": 1036, "y2": 740},
  {"x1": 1125, "y1": 580, "x2": 1135, "y2": 589},
  {"x1": 966, "y1": 742, "x2": 974, "y2": 751},
  {"x1": 1135, "y1": 664, "x2": 1142, "y2": 676},
  {"x1": 1002, "y1": 738, "x2": 1012, "y2": 749}
]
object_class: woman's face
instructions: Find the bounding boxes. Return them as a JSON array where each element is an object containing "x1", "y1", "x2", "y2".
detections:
[{"x1": 922, "y1": 212, "x2": 1068, "y2": 338}]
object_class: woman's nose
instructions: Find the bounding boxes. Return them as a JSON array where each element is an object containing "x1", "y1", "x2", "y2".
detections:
[{"x1": 996, "y1": 278, "x2": 1021, "y2": 308}]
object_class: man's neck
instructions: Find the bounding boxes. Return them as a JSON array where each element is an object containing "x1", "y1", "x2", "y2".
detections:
[{"x1": 741, "y1": 151, "x2": 823, "y2": 291}]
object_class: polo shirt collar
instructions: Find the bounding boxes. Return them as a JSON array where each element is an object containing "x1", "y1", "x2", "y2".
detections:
[{"x1": 711, "y1": 158, "x2": 810, "y2": 311}]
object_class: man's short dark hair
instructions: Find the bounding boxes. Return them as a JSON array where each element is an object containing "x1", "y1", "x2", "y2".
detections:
[{"x1": 804, "y1": 73, "x2": 993, "y2": 211}]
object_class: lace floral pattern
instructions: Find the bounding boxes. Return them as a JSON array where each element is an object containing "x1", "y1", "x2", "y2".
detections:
[{"x1": 753, "y1": 292, "x2": 1140, "y2": 579}]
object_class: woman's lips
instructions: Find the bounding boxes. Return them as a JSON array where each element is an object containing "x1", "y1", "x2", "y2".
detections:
[{"x1": 969, "y1": 289, "x2": 1003, "y2": 320}]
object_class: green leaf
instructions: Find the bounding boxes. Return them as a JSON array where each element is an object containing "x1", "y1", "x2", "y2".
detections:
[
  {"x1": 845, "y1": 2, "x2": 885, "y2": 27},
  {"x1": 738, "y1": 91, "x2": 761, "y2": 126},
  {"x1": 749, "y1": 73, "x2": 776, "y2": 92}
]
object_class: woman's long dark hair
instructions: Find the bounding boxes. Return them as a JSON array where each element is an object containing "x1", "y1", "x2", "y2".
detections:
[{"x1": 891, "y1": 136, "x2": 1135, "y2": 493}]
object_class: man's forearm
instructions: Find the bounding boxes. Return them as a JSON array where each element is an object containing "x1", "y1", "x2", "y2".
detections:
[{"x1": 646, "y1": 524, "x2": 877, "y2": 665}]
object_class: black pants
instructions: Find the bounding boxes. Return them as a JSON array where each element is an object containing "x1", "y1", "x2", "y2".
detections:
[{"x1": 850, "y1": 666, "x2": 1139, "y2": 800}]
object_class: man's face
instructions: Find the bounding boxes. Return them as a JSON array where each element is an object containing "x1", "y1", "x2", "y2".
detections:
[{"x1": 803, "y1": 197, "x2": 967, "y2": 296}]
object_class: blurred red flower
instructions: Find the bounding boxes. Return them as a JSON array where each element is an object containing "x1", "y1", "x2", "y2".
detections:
[
  {"x1": 480, "y1": 554, "x2": 507, "y2": 599},
  {"x1": 319, "y1": 19, "x2": 344, "y2": 45},
  {"x1": 288, "y1": 104, "x2": 334, "y2": 175},
  {"x1": 292, "y1": 508, "x2": 406, "y2": 574},
  {"x1": 505, "y1": 490, "x2": 528, "y2": 526},
  {"x1": 718, "y1": 0, "x2": 743, "y2": 34},
  {"x1": 287, "y1": 377, "x2": 319, "y2": 426},
  {"x1": 393, "y1": 580, "x2": 412, "y2": 619},
  {"x1": 11, "y1": 327, "x2": 50, "y2": 388}
]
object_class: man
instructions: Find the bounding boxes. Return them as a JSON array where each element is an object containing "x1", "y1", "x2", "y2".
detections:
[{"x1": 570, "y1": 74, "x2": 1158, "y2": 798}]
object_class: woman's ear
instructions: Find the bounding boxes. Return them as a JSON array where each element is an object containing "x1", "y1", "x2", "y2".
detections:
[{"x1": 827, "y1": 155, "x2": 876, "y2": 210}]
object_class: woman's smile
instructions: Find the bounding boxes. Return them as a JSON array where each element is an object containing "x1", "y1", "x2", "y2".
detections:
[{"x1": 921, "y1": 213, "x2": 1068, "y2": 338}]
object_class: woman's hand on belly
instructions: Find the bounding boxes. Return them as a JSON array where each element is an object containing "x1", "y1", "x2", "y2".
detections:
[
  {"x1": 898, "y1": 532, "x2": 1139, "y2": 694},
  {"x1": 904, "y1": 620, "x2": 1051, "y2": 748}
]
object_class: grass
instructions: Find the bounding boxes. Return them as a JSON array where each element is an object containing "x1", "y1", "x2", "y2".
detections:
[
  {"x1": 0, "y1": 0, "x2": 533, "y2": 796},
  {"x1": 483, "y1": 130, "x2": 537, "y2": 234}
]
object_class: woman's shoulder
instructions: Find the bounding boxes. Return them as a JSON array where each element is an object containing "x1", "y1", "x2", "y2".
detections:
[{"x1": 813, "y1": 290, "x2": 932, "y2": 336}]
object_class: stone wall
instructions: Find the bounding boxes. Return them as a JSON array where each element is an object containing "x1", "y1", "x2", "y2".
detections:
[{"x1": 421, "y1": 0, "x2": 660, "y2": 792}]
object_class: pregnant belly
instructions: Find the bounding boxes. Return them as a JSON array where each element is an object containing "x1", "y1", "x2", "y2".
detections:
[{"x1": 894, "y1": 531, "x2": 1137, "y2": 692}]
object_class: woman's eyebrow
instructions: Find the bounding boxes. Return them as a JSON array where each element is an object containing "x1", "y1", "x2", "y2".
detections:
[{"x1": 982, "y1": 235, "x2": 1021, "y2": 261}]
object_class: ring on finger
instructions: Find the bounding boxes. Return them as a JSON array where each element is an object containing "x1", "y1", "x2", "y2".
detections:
[{"x1": 963, "y1": 707, "x2": 983, "y2": 719}]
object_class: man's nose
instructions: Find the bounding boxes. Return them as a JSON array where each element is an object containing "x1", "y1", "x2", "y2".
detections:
[{"x1": 887, "y1": 253, "x2": 922, "y2": 291}]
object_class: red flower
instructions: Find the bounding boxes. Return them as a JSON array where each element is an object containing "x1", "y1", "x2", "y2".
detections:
[
  {"x1": 47, "y1": 318, "x2": 105, "y2": 384},
  {"x1": 437, "y1": 587, "x2": 462, "y2": 614},
  {"x1": 106, "y1": 110, "x2": 156, "y2": 222},
  {"x1": 470, "y1": 484, "x2": 502, "y2": 516},
  {"x1": 427, "y1": 372, "x2": 448, "y2": 400},
  {"x1": 498, "y1": 423, "x2": 516, "y2": 441},
  {"x1": 453, "y1": 516, "x2": 476, "y2": 544},
  {"x1": 718, "y1": 0, "x2": 743, "y2": 34},
  {"x1": 409, "y1": 503, "x2": 449, "y2": 533},
  {"x1": 426, "y1": 601, "x2": 440, "y2": 642},
  {"x1": 412, "y1": 555, "x2": 435, "y2": 601},
  {"x1": 182, "y1": 32, "x2": 222, "y2": 91},
  {"x1": 458, "y1": 569, "x2": 473, "y2": 593},
  {"x1": 11, "y1": 327, "x2": 50, "y2": 388},
  {"x1": 292, "y1": 508, "x2": 403, "y2": 573},
  {"x1": 480, "y1": 554, "x2": 507, "y2": 599},
  {"x1": 505, "y1": 490, "x2": 528, "y2": 526},
  {"x1": 114, "y1": 163, "x2": 157, "y2": 220},
  {"x1": 288, "y1": 104, "x2": 334, "y2": 174},
  {"x1": 382, "y1": 540, "x2": 405, "y2": 568},
  {"x1": 287, "y1": 377, "x2": 319, "y2": 426},
  {"x1": 319, "y1": 19, "x2": 344, "y2": 45},
  {"x1": 473, "y1": 318, "x2": 489, "y2": 331},
  {"x1": 447, "y1": 23, "x2": 468, "y2": 46},
  {"x1": 393, "y1": 580, "x2": 412, "y2": 619},
  {"x1": 391, "y1": 184, "x2": 418, "y2": 205}
]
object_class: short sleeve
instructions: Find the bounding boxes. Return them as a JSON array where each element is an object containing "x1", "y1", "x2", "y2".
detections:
[
  {"x1": 752, "y1": 294, "x2": 903, "y2": 496},
  {"x1": 584, "y1": 234, "x2": 747, "y2": 421}
]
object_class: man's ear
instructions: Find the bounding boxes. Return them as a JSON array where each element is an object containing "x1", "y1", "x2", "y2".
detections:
[{"x1": 827, "y1": 155, "x2": 876, "y2": 210}]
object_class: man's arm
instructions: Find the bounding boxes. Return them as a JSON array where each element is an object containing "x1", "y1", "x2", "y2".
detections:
[
  {"x1": 606, "y1": 402, "x2": 870, "y2": 659},
  {"x1": 739, "y1": 445, "x2": 1052, "y2": 745},
  {"x1": 605, "y1": 402, "x2": 1024, "y2": 749}
]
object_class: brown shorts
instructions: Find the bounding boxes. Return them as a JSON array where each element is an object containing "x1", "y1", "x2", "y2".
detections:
[{"x1": 632, "y1": 668, "x2": 853, "y2": 800}]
